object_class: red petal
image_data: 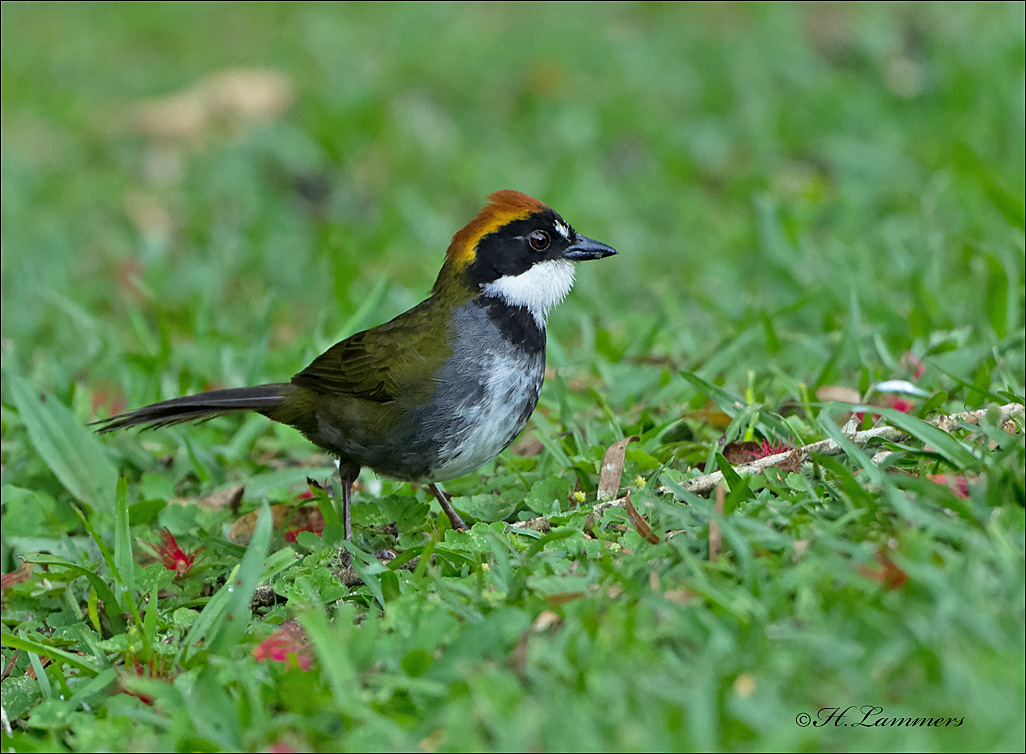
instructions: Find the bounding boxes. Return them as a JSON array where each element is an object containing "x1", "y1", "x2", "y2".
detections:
[{"x1": 253, "y1": 620, "x2": 313, "y2": 672}]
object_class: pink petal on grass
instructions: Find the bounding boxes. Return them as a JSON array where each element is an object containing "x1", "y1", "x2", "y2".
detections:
[
  {"x1": 284, "y1": 509, "x2": 325, "y2": 543},
  {"x1": 927, "y1": 474, "x2": 972, "y2": 499},
  {"x1": 252, "y1": 620, "x2": 314, "y2": 671},
  {"x1": 1, "y1": 563, "x2": 33, "y2": 590},
  {"x1": 887, "y1": 396, "x2": 914, "y2": 414}
]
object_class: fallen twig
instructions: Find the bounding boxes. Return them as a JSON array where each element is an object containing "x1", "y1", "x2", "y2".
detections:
[
  {"x1": 624, "y1": 490, "x2": 660, "y2": 544},
  {"x1": 660, "y1": 402, "x2": 1023, "y2": 498},
  {"x1": 512, "y1": 403, "x2": 1023, "y2": 539}
]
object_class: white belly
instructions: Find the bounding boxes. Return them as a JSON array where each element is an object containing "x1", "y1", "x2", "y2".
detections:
[{"x1": 425, "y1": 348, "x2": 544, "y2": 481}]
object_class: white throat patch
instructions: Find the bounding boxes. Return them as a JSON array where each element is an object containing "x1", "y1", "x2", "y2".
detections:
[{"x1": 483, "y1": 259, "x2": 576, "y2": 326}]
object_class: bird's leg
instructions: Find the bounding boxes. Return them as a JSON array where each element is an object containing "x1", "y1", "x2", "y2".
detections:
[
  {"x1": 428, "y1": 483, "x2": 467, "y2": 531},
  {"x1": 337, "y1": 462, "x2": 360, "y2": 541},
  {"x1": 341, "y1": 479, "x2": 352, "y2": 542}
]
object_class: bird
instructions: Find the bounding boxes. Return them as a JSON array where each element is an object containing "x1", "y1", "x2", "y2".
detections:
[{"x1": 95, "y1": 190, "x2": 617, "y2": 539}]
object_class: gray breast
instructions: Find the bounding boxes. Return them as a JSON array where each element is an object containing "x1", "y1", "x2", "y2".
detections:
[{"x1": 410, "y1": 297, "x2": 546, "y2": 481}]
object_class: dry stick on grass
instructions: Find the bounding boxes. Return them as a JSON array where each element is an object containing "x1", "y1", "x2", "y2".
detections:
[
  {"x1": 517, "y1": 435, "x2": 640, "y2": 534},
  {"x1": 659, "y1": 402, "x2": 1024, "y2": 498},
  {"x1": 508, "y1": 404, "x2": 1021, "y2": 533},
  {"x1": 512, "y1": 403, "x2": 1023, "y2": 535}
]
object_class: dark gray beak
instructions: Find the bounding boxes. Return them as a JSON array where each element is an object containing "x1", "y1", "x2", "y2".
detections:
[{"x1": 563, "y1": 234, "x2": 618, "y2": 262}]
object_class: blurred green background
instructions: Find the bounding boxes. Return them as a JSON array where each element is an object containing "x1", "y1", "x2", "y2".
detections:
[
  {"x1": 1, "y1": 2, "x2": 1024, "y2": 751},
  {"x1": 3, "y1": 1, "x2": 1022, "y2": 401}
]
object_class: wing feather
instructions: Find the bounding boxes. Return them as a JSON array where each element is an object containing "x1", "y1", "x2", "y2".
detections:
[{"x1": 290, "y1": 299, "x2": 446, "y2": 403}]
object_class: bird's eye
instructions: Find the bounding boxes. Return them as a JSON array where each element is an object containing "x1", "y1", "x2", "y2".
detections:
[{"x1": 528, "y1": 230, "x2": 550, "y2": 251}]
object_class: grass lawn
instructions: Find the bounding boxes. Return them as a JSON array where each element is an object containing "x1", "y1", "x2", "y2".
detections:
[{"x1": 2, "y1": 2, "x2": 1024, "y2": 751}]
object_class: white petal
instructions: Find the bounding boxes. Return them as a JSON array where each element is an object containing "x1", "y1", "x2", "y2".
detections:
[{"x1": 871, "y1": 380, "x2": 931, "y2": 397}]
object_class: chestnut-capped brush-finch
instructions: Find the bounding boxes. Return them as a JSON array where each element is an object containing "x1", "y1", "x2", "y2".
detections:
[{"x1": 95, "y1": 190, "x2": 617, "y2": 538}]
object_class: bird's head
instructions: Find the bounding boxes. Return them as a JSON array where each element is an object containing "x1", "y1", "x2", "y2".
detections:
[{"x1": 433, "y1": 190, "x2": 617, "y2": 323}]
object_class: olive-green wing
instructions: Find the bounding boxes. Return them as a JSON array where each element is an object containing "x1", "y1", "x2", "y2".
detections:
[{"x1": 290, "y1": 299, "x2": 444, "y2": 403}]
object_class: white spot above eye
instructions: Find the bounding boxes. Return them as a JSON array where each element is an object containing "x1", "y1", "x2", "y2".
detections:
[
  {"x1": 554, "y1": 220, "x2": 572, "y2": 240},
  {"x1": 483, "y1": 259, "x2": 576, "y2": 326}
]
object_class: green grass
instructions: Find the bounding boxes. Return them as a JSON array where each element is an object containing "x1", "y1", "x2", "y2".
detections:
[{"x1": 2, "y1": 2, "x2": 1024, "y2": 751}]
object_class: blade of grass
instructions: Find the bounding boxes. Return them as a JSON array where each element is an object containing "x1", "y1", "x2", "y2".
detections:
[
  {"x1": 679, "y1": 371, "x2": 743, "y2": 415},
  {"x1": 341, "y1": 541, "x2": 387, "y2": 609},
  {"x1": 87, "y1": 588, "x2": 102, "y2": 633},
  {"x1": 65, "y1": 668, "x2": 118, "y2": 710},
  {"x1": 70, "y1": 503, "x2": 118, "y2": 581},
  {"x1": 865, "y1": 405, "x2": 979, "y2": 469},
  {"x1": 144, "y1": 587, "x2": 159, "y2": 652},
  {"x1": 299, "y1": 605, "x2": 363, "y2": 712},
  {"x1": 28, "y1": 652, "x2": 53, "y2": 700},
  {"x1": 113, "y1": 477, "x2": 134, "y2": 604},
  {"x1": 1, "y1": 631, "x2": 101, "y2": 675},
  {"x1": 177, "y1": 575, "x2": 234, "y2": 666},
  {"x1": 309, "y1": 480, "x2": 341, "y2": 528},
  {"x1": 659, "y1": 471, "x2": 710, "y2": 507},
  {"x1": 212, "y1": 502, "x2": 272, "y2": 654},
  {"x1": 680, "y1": 371, "x2": 796, "y2": 443},
  {"x1": 817, "y1": 413, "x2": 886, "y2": 487},
  {"x1": 176, "y1": 540, "x2": 296, "y2": 665},
  {"x1": 75, "y1": 627, "x2": 112, "y2": 671},
  {"x1": 817, "y1": 412, "x2": 923, "y2": 524},
  {"x1": 5, "y1": 372, "x2": 118, "y2": 512},
  {"x1": 531, "y1": 415, "x2": 574, "y2": 469},
  {"x1": 714, "y1": 452, "x2": 746, "y2": 493},
  {"x1": 21, "y1": 554, "x2": 125, "y2": 633},
  {"x1": 526, "y1": 528, "x2": 578, "y2": 558},
  {"x1": 928, "y1": 362, "x2": 1012, "y2": 405}
]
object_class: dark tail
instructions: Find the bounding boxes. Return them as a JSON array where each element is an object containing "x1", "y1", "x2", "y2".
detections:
[{"x1": 93, "y1": 383, "x2": 292, "y2": 432}]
